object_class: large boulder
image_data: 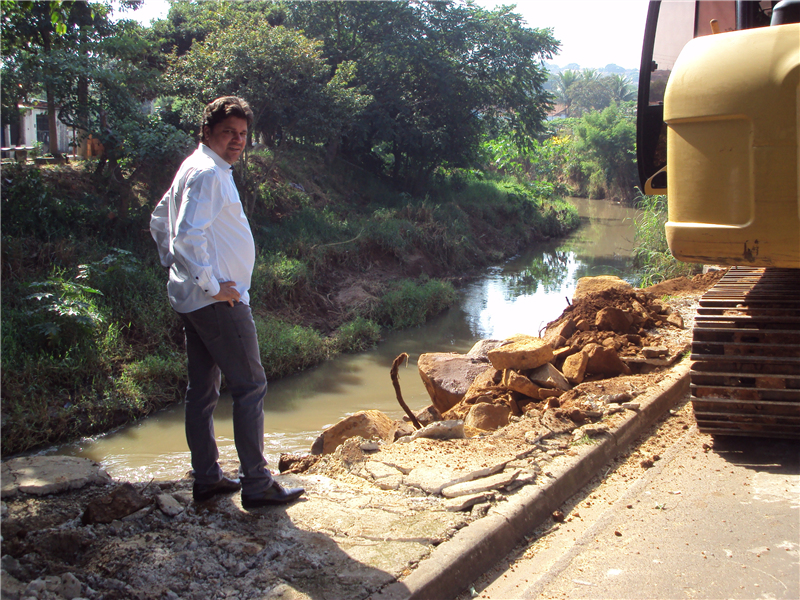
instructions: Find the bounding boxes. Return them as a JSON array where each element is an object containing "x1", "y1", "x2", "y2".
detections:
[
  {"x1": 584, "y1": 343, "x2": 632, "y2": 377},
  {"x1": 463, "y1": 366, "x2": 503, "y2": 402},
  {"x1": 595, "y1": 307, "x2": 634, "y2": 333},
  {"x1": 543, "y1": 318, "x2": 576, "y2": 345},
  {"x1": 418, "y1": 353, "x2": 490, "y2": 414},
  {"x1": 311, "y1": 410, "x2": 395, "y2": 455},
  {"x1": 573, "y1": 275, "x2": 632, "y2": 301},
  {"x1": 488, "y1": 337, "x2": 554, "y2": 371},
  {"x1": 464, "y1": 403, "x2": 511, "y2": 431}
]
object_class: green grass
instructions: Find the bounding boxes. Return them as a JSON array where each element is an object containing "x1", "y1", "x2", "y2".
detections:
[
  {"x1": 632, "y1": 192, "x2": 700, "y2": 286},
  {"x1": 375, "y1": 278, "x2": 459, "y2": 330}
]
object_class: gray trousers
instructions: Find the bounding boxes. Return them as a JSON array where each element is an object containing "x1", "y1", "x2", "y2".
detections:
[{"x1": 180, "y1": 302, "x2": 272, "y2": 494}]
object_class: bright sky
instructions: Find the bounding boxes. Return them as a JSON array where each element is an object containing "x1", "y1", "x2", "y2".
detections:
[
  {"x1": 476, "y1": 0, "x2": 650, "y2": 69},
  {"x1": 117, "y1": 0, "x2": 650, "y2": 70}
]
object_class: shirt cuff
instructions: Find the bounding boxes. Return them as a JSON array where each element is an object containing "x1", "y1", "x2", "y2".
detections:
[{"x1": 200, "y1": 277, "x2": 220, "y2": 298}]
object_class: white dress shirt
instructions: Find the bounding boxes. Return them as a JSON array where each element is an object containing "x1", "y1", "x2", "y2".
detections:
[{"x1": 150, "y1": 144, "x2": 256, "y2": 313}]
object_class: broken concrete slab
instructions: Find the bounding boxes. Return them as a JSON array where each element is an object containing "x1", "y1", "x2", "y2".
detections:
[
  {"x1": 441, "y1": 469, "x2": 521, "y2": 498},
  {"x1": 155, "y1": 493, "x2": 184, "y2": 517},
  {"x1": 1, "y1": 456, "x2": 111, "y2": 498},
  {"x1": 443, "y1": 491, "x2": 496, "y2": 512},
  {"x1": 364, "y1": 461, "x2": 405, "y2": 481}
]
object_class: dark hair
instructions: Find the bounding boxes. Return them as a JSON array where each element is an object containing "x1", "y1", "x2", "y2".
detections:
[{"x1": 201, "y1": 96, "x2": 254, "y2": 142}]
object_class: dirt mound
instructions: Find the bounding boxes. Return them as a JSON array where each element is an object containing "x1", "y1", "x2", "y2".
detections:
[
  {"x1": 645, "y1": 269, "x2": 727, "y2": 297},
  {"x1": 547, "y1": 286, "x2": 668, "y2": 340}
]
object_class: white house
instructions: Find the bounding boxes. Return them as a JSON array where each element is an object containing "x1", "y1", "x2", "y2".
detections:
[{"x1": 2, "y1": 100, "x2": 72, "y2": 155}]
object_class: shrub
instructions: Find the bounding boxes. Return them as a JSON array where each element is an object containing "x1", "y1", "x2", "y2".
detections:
[
  {"x1": 18, "y1": 274, "x2": 105, "y2": 359},
  {"x1": 376, "y1": 278, "x2": 458, "y2": 330},
  {"x1": 255, "y1": 315, "x2": 330, "y2": 379},
  {"x1": 331, "y1": 317, "x2": 381, "y2": 353}
]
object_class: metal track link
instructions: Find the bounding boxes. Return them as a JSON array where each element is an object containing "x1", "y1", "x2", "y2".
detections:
[{"x1": 690, "y1": 267, "x2": 800, "y2": 438}]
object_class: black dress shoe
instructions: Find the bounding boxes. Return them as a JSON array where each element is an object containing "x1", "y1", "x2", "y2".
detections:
[
  {"x1": 193, "y1": 476, "x2": 242, "y2": 502},
  {"x1": 242, "y1": 481, "x2": 305, "y2": 508}
]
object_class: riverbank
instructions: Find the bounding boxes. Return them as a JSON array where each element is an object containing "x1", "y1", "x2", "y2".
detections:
[
  {"x1": 1, "y1": 157, "x2": 579, "y2": 457},
  {"x1": 0, "y1": 273, "x2": 722, "y2": 600}
]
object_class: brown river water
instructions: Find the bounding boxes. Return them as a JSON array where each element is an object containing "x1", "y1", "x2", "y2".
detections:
[{"x1": 50, "y1": 198, "x2": 638, "y2": 481}]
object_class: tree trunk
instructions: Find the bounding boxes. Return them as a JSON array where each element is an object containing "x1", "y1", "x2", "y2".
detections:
[
  {"x1": 39, "y1": 24, "x2": 63, "y2": 162},
  {"x1": 16, "y1": 104, "x2": 25, "y2": 146},
  {"x1": 46, "y1": 86, "x2": 63, "y2": 162}
]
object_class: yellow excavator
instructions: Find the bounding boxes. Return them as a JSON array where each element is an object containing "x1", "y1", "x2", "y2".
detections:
[{"x1": 637, "y1": 0, "x2": 799, "y2": 438}]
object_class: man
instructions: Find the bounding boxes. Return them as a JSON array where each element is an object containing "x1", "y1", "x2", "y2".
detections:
[{"x1": 150, "y1": 96, "x2": 304, "y2": 508}]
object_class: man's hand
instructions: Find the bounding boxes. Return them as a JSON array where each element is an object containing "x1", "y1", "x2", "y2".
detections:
[{"x1": 213, "y1": 281, "x2": 240, "y2": 307}]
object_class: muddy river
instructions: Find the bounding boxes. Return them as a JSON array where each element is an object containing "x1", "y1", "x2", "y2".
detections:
[{"x1": 51, "y1": 198, "x2": 639, "y2": 481}]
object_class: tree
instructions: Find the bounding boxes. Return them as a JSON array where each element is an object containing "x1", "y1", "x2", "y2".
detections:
[
  {"x1": 151, "y1": 0, "x2": 287, "y2": 58},
  {"x1": 0, "y1": 0, "x2": 79, "y2": 34},
  {"x1": 0, "y1": 0, "x2": 92, "y2": 159},
  {"x1": 165, "y1": 11, "x2": 370, "y2": 211},
  {"x1": 1, "y1": 0, "x2": 191, "y2": 212},
  {"x1": 290, "y1": 1, "x2": 559, "y2": 192},
  {"x1": 553, "y1": 69, "x2": 580, "y2": 117},
  {"x1": 606, "y1": 73, "x2": 636, "y2": 103},
  {"x1": 571, "y1": 101, "x2": 637, "y2": 200}
]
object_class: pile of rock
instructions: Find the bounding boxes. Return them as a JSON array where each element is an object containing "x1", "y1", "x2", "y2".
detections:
[
  {"x1": 292, "y1": 276, "x2": 687, "y2": 467},
  {"x1": 416, "y1": 277, "x2": 685, "y2": 432}
]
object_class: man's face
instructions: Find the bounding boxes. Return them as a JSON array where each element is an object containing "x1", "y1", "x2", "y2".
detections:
[{"x1": 203, "y1": 116, "x2": 248, "y2": 165}]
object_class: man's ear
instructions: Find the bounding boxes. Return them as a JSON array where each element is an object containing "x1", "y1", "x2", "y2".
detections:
[{"x1": 202, "y1": 125, "x2": 210, "y2": 143}]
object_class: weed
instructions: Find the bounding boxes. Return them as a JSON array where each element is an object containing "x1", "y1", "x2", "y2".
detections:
[
  {"x1": 21, "y1": 274, "x2": 105, "y2": 358},
  {"x1": 570, "y1": 433, "x2": 598, "y2": 446}
]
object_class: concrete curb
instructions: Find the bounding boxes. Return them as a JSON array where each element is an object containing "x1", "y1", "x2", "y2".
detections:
[{"x1": 373, "y1": 362, "x2": 691, "y2": 600}]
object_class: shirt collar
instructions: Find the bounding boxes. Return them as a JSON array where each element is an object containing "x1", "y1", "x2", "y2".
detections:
[{"x1": 199, "y1": 143, "x2": 234, "y2": 171}]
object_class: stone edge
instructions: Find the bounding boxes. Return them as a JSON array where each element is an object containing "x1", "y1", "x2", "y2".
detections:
[{"x1": 372, "y1": 361, "x2": 691, "y2": 600}]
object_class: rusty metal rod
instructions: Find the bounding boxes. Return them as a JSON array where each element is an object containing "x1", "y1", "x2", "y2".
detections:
[{"x1": 391, "y1": 353, "x2": 422, "y2": 429}]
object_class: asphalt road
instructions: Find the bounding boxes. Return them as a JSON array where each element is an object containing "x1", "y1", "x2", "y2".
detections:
[{"x1": 464, "y1": 398, "x2": 800, "y2": 600}]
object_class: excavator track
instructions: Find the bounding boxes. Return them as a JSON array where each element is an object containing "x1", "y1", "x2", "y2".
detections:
[{"x1": 689, "y1": 267, "x2": 800, "y2": 438}]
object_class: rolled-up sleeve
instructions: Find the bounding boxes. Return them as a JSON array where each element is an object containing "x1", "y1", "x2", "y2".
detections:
[{"x1": 173, "y1": 170, "x2": 223, "y2": 298}]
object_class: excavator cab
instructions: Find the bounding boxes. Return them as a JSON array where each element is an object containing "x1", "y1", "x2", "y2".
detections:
[
  {"x1": 637, "y1": 1, "x2": 800, "y2": 439},
  {"x1": 637, "y1": 0, "x2": 740, "y2": 194},
  {"x1": 638, "y1": 1, "x2": 782, "y2": 194}
]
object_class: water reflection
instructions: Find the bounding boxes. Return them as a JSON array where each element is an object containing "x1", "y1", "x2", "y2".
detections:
[
  {"x1": 51, "y1": 198, "x2": 639, "y2": 481},
  {"x1": 507, "y1": 250, "x2": 571, "y2": 296}
]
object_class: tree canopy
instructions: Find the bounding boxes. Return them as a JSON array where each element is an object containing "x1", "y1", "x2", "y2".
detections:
[
  {"x1": 551, "y1": 67, "x2": 635, "y2": 118},
  {"x1": 2, "y1": 0, "x2": 576, "y2": 195}
]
